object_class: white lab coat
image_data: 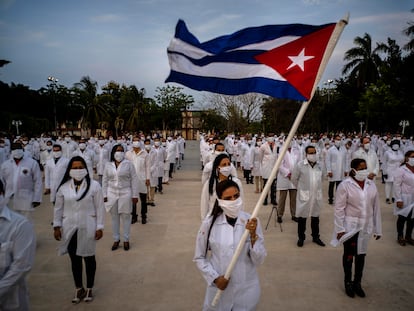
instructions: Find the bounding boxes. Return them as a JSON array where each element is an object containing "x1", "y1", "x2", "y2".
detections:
[
  {"x1": 276, "y1": 149, "x2": 299, "y2": 190},
  {"x1": 194, "y1": 212, "x2": 266, "y2": 311},
  {"x1": 200, "y1": 176, "x2": 244, "y2": 220},
  {"x1": 382, "y1": 149, "x2": 404, "y2": 182},
  {"x1": 0, "y1": 156, "x2": 42, "y2": 211},
  {"x1": 251, "y1": 147, "x2": 261, "y2": 177},
  {"x1": 326, "y1": 146, "x2": 346, "y2": 181},
  {"x1": 102, "y1": 160, "x2": 139, "y2": 214},
  {"x1": 44, "y1": 156, "x2": 70, "y2": 202},
  {"x1": 291, "y1": 159, "x2": 323, "y2": 218},
  {"x1": 331, "y1": 177, "x2": 382, "y2": 254},
  {"x1": 240, "y1": 143, "x2": 255, "y2": 170},
  {"x1": 125, "y1": 149, "x2": 150, "y2": 194},
  {"x1": 393, "y1": 165, "x2": 414, "y2": 218},
  {"x1": 95, "y1": 146, "x2": 110, "y2": 176},
  {"x1": 259, "y1": 142, "x2": 278, "y2": 179},
  {"x1": 53, "y1": 179, "x2": 105, "y2": 256}
]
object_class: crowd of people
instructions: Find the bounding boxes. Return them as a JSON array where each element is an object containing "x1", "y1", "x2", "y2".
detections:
[
  {"x1": 197, "y1": 131, "x2": 414, "y2": 306},
  {"x1": 0, "y1": 131, "x2": 186, "y2": 308}
]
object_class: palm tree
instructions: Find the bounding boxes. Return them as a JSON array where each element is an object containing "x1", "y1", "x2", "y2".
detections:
[
  {"x1": 403, "y1": 9, "x2": 414, "y2": 52},
  {"x1": 342, "y1": 33, "x2": 383, "y2": 88}
]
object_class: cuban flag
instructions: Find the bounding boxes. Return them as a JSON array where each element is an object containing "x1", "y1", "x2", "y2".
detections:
[{"x1": 166, "y1": 20, "x2": 337, "y2": 101}]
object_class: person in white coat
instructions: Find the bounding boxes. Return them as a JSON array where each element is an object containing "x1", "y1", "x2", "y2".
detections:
[
  {"x1": 61, "y1": 134, "x2": 78, "y2": 159},
  {"x1": 276, "y1": 143, "x2": 299, "y2": 223},
  {"x1": 194, "y1": 179, "x2": 266, "y2": 311},
  {"x1": 72, "y1": 138, "x2": 96, "y2": 179},
  {"x1": 200, "y1": 154, "x2": 244, "y2": 220},
  {"x1": 252, "y1": 139, "x2": 263, "y2": 193},
  {"x1": 331, "y1": 158, "x2": 382, "y2": 298},
  {"x1": 326, "y1": 135, "x2": 346, "y2": 204},
  {"x1": 240, "y1": 138, "x2": 255, "y2": 184},
  {"x1": 0, "y1": 142, "x2": 42, "y2": 223},
  {"x1": 125, "y1": 137, "x2": 150, "y2": 224},
  {"x1": 103, "y1": 144, "x2": 138, "y2": 251},
  {"x1": 382, "y1": 139, "x2": 405, "y2": 204},
  {"x1": 351, "y1": 136, "x2": 380, "y2": 180},
  {"x1": 95, "y1": 136, "x2": 110, "y2": 185},
  {"x1": 53, "y1": 156, "x2": 104, "y2": 304},
  {"x1": 0, "y1": 179, "x2": 36, "y2": 311},
  {"x1": 44, "y1": 144, "x2": 70, "y2": 203},
  {"x1": 291, "y1": 146, "x2": 325, "y2": 247},
  {"x1": 259, "y1": 135, "x2": 278, "y2": 206},
  {"x1": 393, "y1": 150, "x2": 414, "y2": 246}
]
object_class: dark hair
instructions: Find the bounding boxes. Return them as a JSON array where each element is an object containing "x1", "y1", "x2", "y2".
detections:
[
  {"x1": 0, "y1": 178, "x2": 4, "y2": 194},
  {"x1": 53, "y1": 144, "x2": 62, "y2": 150},
  {"x1": 214, "y1": 142, "x2": 224, "y2": 150},
  {"x1": 205, "y1": 180, "x2": 241, "y2": 256},
  {"x1": 11, "y1": 142, "x2": 23, "y2": 150},
  {"x1": 208, "y1": 153, "x2": 231, "y2": 195},
  {"x1": 349, "y1": 158, "x2": 366, "y2": 177},
  {"x1": 110, "y1": 144, "x2": 124, "y2": 162},
  {"x1": 305, "y1": 145, "x2": 316, "y2": 154},
  {"x1": 57, "y1": 156, "x2": 91, "y2": 201}
]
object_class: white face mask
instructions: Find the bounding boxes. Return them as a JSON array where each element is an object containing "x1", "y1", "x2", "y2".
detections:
[
  {"x1": 214, "y1": 150, "x2": 224, "y2": 156},
  {"x1": 144, "y1": 145, "x2": 151, "y2": 151},
  {"x1": 12, "y1": 149, "x2": 24, "y2": 159},
  {"x1": 353, "y1": 169, "x2": 369, "y2": 182},
  {"x1": 114, "y1": 151, "x2": 124, "y2": 162},
  {"x1": 132, "y1": 141, "x2": 140, "y2": 148},
  {"x1": 98, "y1": 140, "x2": 105, "y2": 145},
  {"x1": 306, "y1": 154, "x2": 317, "y2": 163},
  {"x1": 154, "y1": 141, "x2": 160, "y2": 147},
  {"x1": 407, "y1": 158, "x2": 414, "y2": 167},
  {"x1": 69, "y1": 168, "x2": 88, "y2": 181},
  {"x1": 392, "y1": 144, "x2": 399, "y2": 151},
  {"x1": 46, "y1": 145, "x2": 53, "y2": 151},
  {"x1": 53, "y1": 151, "x2": 62, "y2": 159},
  {"x1": 267, "y1": 137, "x2": 274, "y2": 143},
  {"x1": 334, "y1": 140, "x2": 341, "y2": 147},
  {"x1": 218, "y1": 166, "x2": 232, "y2": 177},
  {"x1": 257, "y1": 141, "x2": 262, "y2": 146},
  {"x1": 79, "y1": 143, "x2": 86, "y2": 150},
  {"x1": 217, "y1": 197, "x2": 243, "y2": 218}
]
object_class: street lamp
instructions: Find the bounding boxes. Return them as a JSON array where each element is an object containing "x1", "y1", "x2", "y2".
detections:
[
  {"x1": 12, "y1": 120, "x2": 22, "y2": 135},
  {"x1": 324, "y1": 79, "x2": 334, "y2": 102},
  {"x1": 359, "y1": 121, "x2": 365, "y2": 135},
  {"x1": 399, "y1": 120, "x2": 410, "y2": 135},
  {"x1": 47, "y1": 76, "x2": 59, "y2": 134}
]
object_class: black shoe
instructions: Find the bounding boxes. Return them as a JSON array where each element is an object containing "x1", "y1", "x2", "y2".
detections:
[
  {"x1": 353, "y1": 282, "x2": 366, "y2": 297},
  {"x1": 131, "y1": 216, "x2": 138, "y2": 224},
  {"x1": 292, "y1": 216, "x2": 298, "y2": 222},
  {"x1": 277, "y1": 216, "x2": 283, "y2": 223},
  {"x1": 386, "y1": 198, "x2": 391, "y2": 204},
  {"x1": 111, "y1": 241, "x2": 120, "y2": 251},
  {"x1": 72, "y1": 287, "x2": 86, "y2": 304},
  {"x1": 271, "y1": 201, "x2": 277, "y2": 206},
  {"x1": 392, "y1": 197, "x2": 395, "y2": 203},
  {"x1": 263, "y1": 201, "x2": 268, "y2": 206},
  {"x1": 149, "y1": 202, "x2": 156, "y2": 207},
  {"x1": 123, "y1": 241, "x2": 130, "y2": 251},
  {"x1": 142, "y1": 217, "x2": 147, "y2": 224},
  {"x1": 328, "y1": 200, "x2": 333, "y2": 205},
  {"x1": 297, "y1": 239, "x2": 304, "y2": 247},
  {"x1": 345, "y1": 282, "x2": 355, "y2": 298},
  {"x1": 312, "y1": 238, "x2": 326, "y2": 247}
]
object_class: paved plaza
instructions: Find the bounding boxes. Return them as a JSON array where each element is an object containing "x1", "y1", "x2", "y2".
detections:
[{"x1": 29, "y1": 140, "x2": 413, "y2": 311}]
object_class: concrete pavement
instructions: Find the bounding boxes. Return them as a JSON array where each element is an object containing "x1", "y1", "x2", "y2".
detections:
[{"x1": 28, "y1": 140, "x2": 413, "y2": 311}]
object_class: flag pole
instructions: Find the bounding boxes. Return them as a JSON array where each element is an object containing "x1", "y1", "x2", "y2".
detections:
[{"x1": 211, "y1": 13, "x2": 349, "y2": 307}]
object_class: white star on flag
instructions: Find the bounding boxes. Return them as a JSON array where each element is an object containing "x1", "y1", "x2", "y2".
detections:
[{"x1": 287, "y1": 48, "x2": 315, "y2": 71}]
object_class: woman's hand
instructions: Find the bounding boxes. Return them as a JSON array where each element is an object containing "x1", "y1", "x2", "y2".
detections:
[
  {"x1": 214, "y1": 276, "x2": 229, "y2": 290},
  {"x1": 337, "y1": 232, "x2": 345, "y2": 240},
  {"x1": 53, "y1": 227, "x2": 62, "y2": 241},
  {"x1": 396, "y1": 201, "x2": 403, "y2": 209},
  {"x1": 95, "y1": 229, "x2": 103, "y2": 240},
  {"x1": 246, "y1": 218, "x2": 258, "y2": 246}
]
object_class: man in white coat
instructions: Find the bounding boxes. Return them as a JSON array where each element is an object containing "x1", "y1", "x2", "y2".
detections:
[
  {"x1": 352, "y1": 136, "x2": 380, "y2": 180},
  {"x1": 61, "y1": 133, "x2": 77, "y2": 159},
  {"x1": 0, "y1": 142, "x2": 42, "y2": 223},
  {"x1": 240, "y1": 138, "x2": 255, "y2": 184},
  {"x1": 95, "y1": 136, "x2": 110, "y2": 185},
  {"x1": 291, "y1": 145, "x2": 325, "y2": 247},
  {"x1": 326, "y1": 135, "x2": 346, "y2": 205},
  {"x1": 72, "y1": 138, "x2": 96, "y2": 178},
  {"x1": 125, "y1": 136, "x2": 150, "y2": 224},
  {"x1": 44, "y1": 144, "x2": 70, "y2": 204},
  {"x1": 259, "y1": 135, "x2": 278, "y2": 206}
]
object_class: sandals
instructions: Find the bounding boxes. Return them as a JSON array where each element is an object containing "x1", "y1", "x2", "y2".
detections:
[{"x1": 72, "y1": 287, "x2": 86, "y2": 304}]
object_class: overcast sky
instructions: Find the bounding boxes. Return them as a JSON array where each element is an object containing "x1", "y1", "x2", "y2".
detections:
[{"x1": 0, "y1": 0, "x2": 413, "y2": 105}]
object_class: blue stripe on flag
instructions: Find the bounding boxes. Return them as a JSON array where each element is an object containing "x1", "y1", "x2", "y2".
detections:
[{"x1": 166, "y1": 70, "x2": 307, "y2": 101}]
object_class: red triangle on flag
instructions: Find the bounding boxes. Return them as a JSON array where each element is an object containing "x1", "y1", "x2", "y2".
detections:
[{"x1": 255, "y1": 24, "x2": 336, "y2": 100}]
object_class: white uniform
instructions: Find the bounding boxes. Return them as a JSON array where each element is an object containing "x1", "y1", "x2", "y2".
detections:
[
  {"x1": 44, "y1": 156, "x2": 70, "y2": 202},
  {"x1": 326, "y1": 145, "x2": 346, "y2": 182},
  {"x1": 258, "y1": 142, "x2": 278, "y2": 179},
  {"x1": 194, "y1": 212, "x2": 266, "y2": 311},
  {"x1": 393, "y1": 165, "x2": 414, "y2": 218},
  {"x1": 331, "y1": 177, "x2": 382, "y2": 254},
  {"x1": 352, "y1": 147, "x2": 380, "y2": 177},
  {"x1": 125, "y1": 149, "x2": 150, "y2": 194},
  {"x1": 382, "y1": 149, "x2": 404, "y2": 183},
  {"x1": 276, "y1": 149, "x2": 299, "y2": 190},
  {"x1": 72, "y1": 148, "x2": 96, "y2": 178},
  {"x1": 291, "y1": 159, "x2": 323, "y2": 218},
  {"x1": 53, "y1": 179, "x2": 104, "y2": 256}
]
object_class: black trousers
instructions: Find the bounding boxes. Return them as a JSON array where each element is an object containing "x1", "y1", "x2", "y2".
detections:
[
  {"x1": 297, "y1": 217, "x2": 321, "y2": 241},
  {"x1": 397, "y1": 210, "x2": 413, "y2": 239},
  {"x1": 243, "y1": 169, "x2": 253, "y2": 184},
  {"x1": 328, "y1": 181, "x2": 341, "y2": 202},
  {"x1": 157, "y1": 177, "x2": 163, "y2": 193},
  {"x1": 132, "y1": 193, "x2": 148, "y2": 218},
  {"x1": 342, "y1": 232, "x2": 365, "y2": 283},
  {"x1": 262, "y1": 178, "x2": 277, "y2": 205},
  {"x1": 68, "y1": 231, "x2": 96, "y2": 288}
]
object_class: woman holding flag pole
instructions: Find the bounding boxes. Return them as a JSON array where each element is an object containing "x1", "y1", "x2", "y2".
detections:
[{"x1": 194, "y1": 179, "x2": 266, "y2": 311}]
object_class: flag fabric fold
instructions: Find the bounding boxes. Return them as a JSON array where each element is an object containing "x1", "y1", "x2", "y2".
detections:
[{"x1": 165, "y1": 20, "x2": 336, "y2": 101}]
